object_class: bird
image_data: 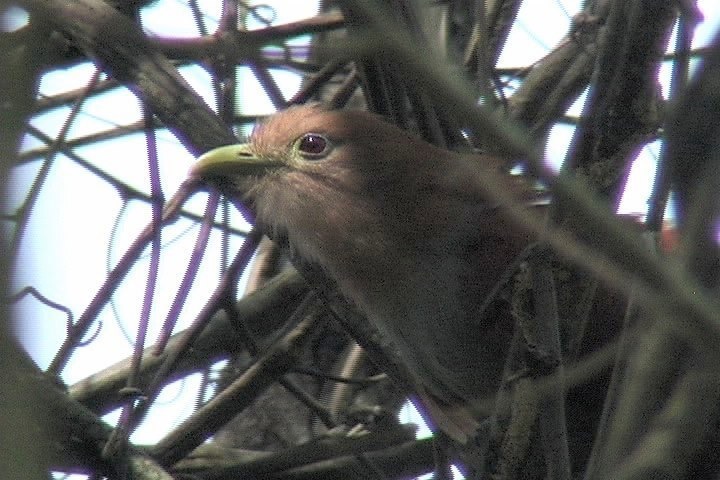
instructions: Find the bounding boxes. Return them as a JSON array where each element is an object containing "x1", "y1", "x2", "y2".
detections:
[{"x1": 190, "y1": 104, "x2": 545, "y2": 443}]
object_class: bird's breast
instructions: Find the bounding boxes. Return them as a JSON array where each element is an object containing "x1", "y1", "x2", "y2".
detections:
[{"x1": 250, "y1": 167, "x2": 523, "y2": 404}]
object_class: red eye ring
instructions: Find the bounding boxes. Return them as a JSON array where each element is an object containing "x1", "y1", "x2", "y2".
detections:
[{"x1": 297, "y1": 133, "x2": 329, "y2": 158}]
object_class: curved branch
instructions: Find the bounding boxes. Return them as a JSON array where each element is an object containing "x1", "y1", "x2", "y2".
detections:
[{"x1": 23, "y1": 0, "x2": 237, "y2": 155}]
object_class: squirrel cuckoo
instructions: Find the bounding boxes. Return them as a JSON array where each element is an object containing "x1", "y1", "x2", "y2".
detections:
[{"x1": 190, "y1": 104, "x2": 545, "y2": 443}]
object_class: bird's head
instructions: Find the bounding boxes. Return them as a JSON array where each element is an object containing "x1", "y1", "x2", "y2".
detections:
[
  {"x1": 190, "y1": 105, "x2": 453, "y2": 243},
  {"x1": 191, "y1": 104, "x2": 443, "y2": 194}
]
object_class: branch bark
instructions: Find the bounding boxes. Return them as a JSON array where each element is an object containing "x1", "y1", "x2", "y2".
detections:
[{"x1": 22, "y1": 0, "x2": 237, "y2": 155}]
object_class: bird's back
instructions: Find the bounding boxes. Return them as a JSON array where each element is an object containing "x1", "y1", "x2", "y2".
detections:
[{"x1": 341, "y1": 157, "x2": 533, "y2": 405}]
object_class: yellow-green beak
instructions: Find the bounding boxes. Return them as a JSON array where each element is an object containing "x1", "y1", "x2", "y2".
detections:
[{"x1": 191, "y1": 144, "x2": 278, "y2": 179}]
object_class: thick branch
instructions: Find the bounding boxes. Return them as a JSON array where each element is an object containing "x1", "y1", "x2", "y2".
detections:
[
  {"x1": 152, "y1": 12, "x2": 344, "y2": 59},
  {"x1": 2, "y1": 339, "x2": 173, "y2": 478},
  {"x1": 508, "y1": 9, "x2": 605, "y2": 138},
  {"x1": 173, "y1": 426, "x2": 417, "y2": 478},
  {"x1": 569, "y1": 0, "x2": 674, "y2": 197},
  {"x1": 23, "y1": 0, "x2": 237, "y2": 155}
]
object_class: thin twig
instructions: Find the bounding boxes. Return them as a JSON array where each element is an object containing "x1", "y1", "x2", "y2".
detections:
[
  {"x1": 150, "y1": 291, "x2": 324, "y2": 465},
  {"x1": 47, "y1": 179, "x2": 201, "y2": 374}
]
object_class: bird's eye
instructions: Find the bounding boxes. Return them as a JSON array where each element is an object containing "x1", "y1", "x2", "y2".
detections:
[{"x1": 296, "y1": 133, "x2": 330, "y2": 159}]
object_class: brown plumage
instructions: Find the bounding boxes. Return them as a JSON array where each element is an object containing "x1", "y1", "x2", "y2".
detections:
[{"x1": 191, "y1": 104, "x2": 544, "y2": 442}]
